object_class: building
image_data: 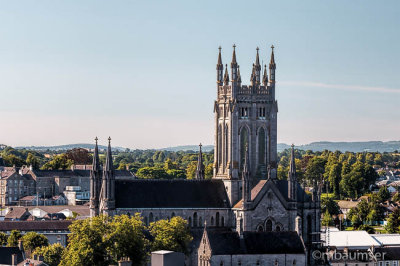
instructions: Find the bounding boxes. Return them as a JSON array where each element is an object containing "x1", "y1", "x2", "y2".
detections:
[
  {"x1": 63, "y1": 186, "x2": 89, "y2": 205},
  {"x1": 90, "y1": 46, "x2": 321, "y2": 266}
]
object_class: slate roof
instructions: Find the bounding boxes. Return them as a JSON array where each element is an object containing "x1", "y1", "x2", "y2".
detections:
[
  {"x1": 115, "y1": 179, "x2": 230, "y2": 208},
  {"x1": 0, "y1": 247, "x2": 24, "y2": 265},
  {"x1": 206, "y1": 230, "x2": 305, "y2": 255},
  {"x1": 4, "y1": 208, "x2": 31, "y2": 220},
  {"x1": 233, "y1": 179, "x2": 311, "y2": 208},
  {"x1": 0, "y1": 220, "x2": 72, "y2": 231}
]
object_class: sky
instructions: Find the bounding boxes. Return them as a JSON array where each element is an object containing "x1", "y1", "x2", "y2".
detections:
[{"x1": 0, "y1": 0, "x2": 399, "y2": 149}]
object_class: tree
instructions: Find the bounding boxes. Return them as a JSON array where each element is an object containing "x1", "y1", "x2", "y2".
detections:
[
  {"x1": 0, "y1": 232, "x2": 8, "y2": 246},
  {"x1": 327, "y1": 163, "x2": 342, "y2": 198},
  {"x1": 107, "y1": 214, "x2": 148, "y2": 265},
  {"x1": 26, "y1": 153, "x2": 40, "y2": 169},
  {"x1": 386, "y1": 208, "x2": 400, "y2": 233},
  {"x1": 378, "y1": 186, "x2": 391, "y2": 202},
  {"x1": 149, "y1": 216, "x2": 193, "y2": 254},
  {"x1": 393, "y1": 192, "x2": 400, "y2": 203},
  {"x1": 321, "y1": 197, "x2": 340, "y2": 216},
  {"x1": 22, "y1": 232, "x2": 49, "y2": 254},
  {"x1": 33, "y1": 243, "x2": 64, "y2": 266},
  {"x1": 322, "y1": 210, "x2": 333, "y2": 227},
  {"x1": 7, "y1": 230, "x2": 21, "y2": 247},
  {"x1": 41, "y1": 154, "x2": 74, "y2": 170},
  {"x1": 136, "y1": 167, "x2": 169, "y2": 179},
  {"x1": 358, "y1": 224, "x2": 375, "y2": 234},
  {"x1": 205, "y1": 163, "x2": 213, "y2": 179},
  {"x1": 60, "y1": 215, "x2": 112, "y2": 266},
  {"x1": 305, "y1": 157, "x2": 326, "y2": 183},
  {"x1": 186, "y1": 161, "x2": 197, "y2": 180}
]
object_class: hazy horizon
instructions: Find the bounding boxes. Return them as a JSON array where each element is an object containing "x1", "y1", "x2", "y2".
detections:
[{"x1": 1, "y1": 1, "x2": 399, "y2": 149}]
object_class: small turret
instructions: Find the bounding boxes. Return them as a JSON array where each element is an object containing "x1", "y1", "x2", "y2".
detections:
[
  {"x1": 237, "y1": 66, "x2": 242, "y2": 85},
  {"x1": 224, "y1": 64, "x2": 230, "y2": 85},
  {"x1": 269, "y1": 45, "x2": 276, "y2": 83},
  {"x1": 216, "y1": 46, "x2": 223, "y2": 85},
  {"x1": 196, "y1": 143, "x2": 205, "y2": 180}
]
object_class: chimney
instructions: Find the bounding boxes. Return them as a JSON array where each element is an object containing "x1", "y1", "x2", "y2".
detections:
[
  {"x1": 11, "y1": 254, "x2": 17, "y2": 266},
  {"x1": 38, "y1": 255, "x2": 44, "y2": 261}
]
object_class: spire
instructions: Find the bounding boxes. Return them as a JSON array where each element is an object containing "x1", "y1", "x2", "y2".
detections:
[
  {"x1": 269, "y1": 45, "x2": 276, "y2": 68},
  {"x1": 105, "y1": 136, "x2": 113, "y2": 172},
  {"x1": 196, "y1": 143, "x2": 205, "y2": 180},
  {"x1": 255, "y1": 47, "x2": 260, "y2": 66},
  {"x1": 262, "y1": 64, "x2": 268, "y2": 86},
  {"x1": 269, "y1": 45, "x2": 276, "y2": 84},
  {"x1": 231, "y1": 44, "x2": 237, "y2": 67},
  {"x1": 224, "y1": 64, "x2": 230, "y2": 85},
  {"x1": 92, "y1": 137, "x2": 100, "y2": 172},
  {"x1": 237, "y1": 66, "x2": 242, "y2": 84},
  {"x1": 288, "y1": 144, "x2": 297, "y2": 201},
  {"x1": 289, "y1": 144, "x2": 296, "y2": 175},
  {"x1": 216, "y1": 46, "x2": 223, "y2": 85}
]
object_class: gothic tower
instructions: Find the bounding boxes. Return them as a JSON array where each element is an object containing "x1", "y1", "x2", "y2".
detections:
[
  {"x1": 213, "y1": 45, "x2": 278, "y2": 205},
  {"x1": 89, "y1": 137, "x2": 102, "y2": 217},
  {"x1": 100, "y1": 137, "x2": 116, "y2": 215}
]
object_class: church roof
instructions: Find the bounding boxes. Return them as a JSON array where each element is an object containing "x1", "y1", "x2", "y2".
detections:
[
  {"x1": 115, "y1": 179, "x2": 230, "y2": 209},
  {"x1": 206, "y1": 230, "x2": 305, "y2": 255},
  {"x1": 233, "y1": 179, "x2": 311, "y2": 208}
]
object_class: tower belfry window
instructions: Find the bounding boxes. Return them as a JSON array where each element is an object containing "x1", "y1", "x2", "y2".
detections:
[{"x1": 240, "y1": 107, "x2": 249, "y2": 118}]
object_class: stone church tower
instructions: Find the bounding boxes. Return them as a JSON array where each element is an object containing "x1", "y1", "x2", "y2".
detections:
[{"x1": 213, "y1": 45, "x2": 278, "y2": 205}]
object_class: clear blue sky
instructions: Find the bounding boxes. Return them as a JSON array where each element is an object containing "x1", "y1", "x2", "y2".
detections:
[{"x1": 1, "y1": 0, "x2": 399, "y2": 149}]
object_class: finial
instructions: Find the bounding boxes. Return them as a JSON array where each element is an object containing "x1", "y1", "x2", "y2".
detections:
[
  {"x1": 108, "y1": 136, "x2": 111, "y2": 143},
  {"x1": 271, "y1": 45, "x2": 274, "y2": 51},
  {"x1": 256, "y1": 46, "x2": 259, "y2": 51},
  {"x1": 95, "y1": 136, "x2": 98, "y2": 143},
  {"x1": 233, "y1": 44, "x2": 236, "y2": 49},
  {"x1": 199, "y1": 143, "x2": 202, "y2": 148},
  {"x1": 291, "y1": 143, "x2": 294, "y2": 148},
  {"x1": 218, "y1": 46, "x2": 221, "y2": 51}
]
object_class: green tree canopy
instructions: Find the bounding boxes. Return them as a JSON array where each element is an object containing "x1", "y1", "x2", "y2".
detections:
[
  {"x1": 22, "y1": 232, "x2": 49, "y2": 253},
  {"x1": 149, "y1": 216, "x2": 193, "y2": 254},
  {"x1": 0, "y1": 232, "x2": 8, "y2": 246},
  {"x1": 7, "y1": 230, "x2": 22, "y2": 247},
  {"x1": 34, "y1": 243, "x2": 65, "y2": 266}
]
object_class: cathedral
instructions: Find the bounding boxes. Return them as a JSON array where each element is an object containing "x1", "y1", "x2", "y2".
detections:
[{"x1": 90, "y1": 45, "x2": 321, "y2": 266}]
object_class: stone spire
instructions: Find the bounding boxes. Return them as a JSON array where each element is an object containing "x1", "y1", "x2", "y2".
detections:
[
  {"x1": 90, "y1": 137, "x2": 102, "y2": 217},
  {"x1": 216, "y1": 46, "x2": 223, "y2": 85},
  {"x1": 231, "y1": 44, "x2": 238, "y2": 82},
  {"x1": 224, "y1": 64, "x2": 230, "y2": 85},
  {"x1": 250, "y1": 64, "x2": 256, "y2": 86},
  {"x1": 262, "y1": 64, "x2": 268, "y2": 86},
  {"x1": 288, "y1": 144, "x2": 297, "y2": 201},
  {"x1": 242, "y1": 145, "x2": 251, "y2": 205},
  {"x1": 101, "y1": 136, "x2": 115, "y2": 214},
  {"x1": 254, "y1": 47, "x2": 261, "y2": 84},
  {"x1": 105, "y1": 137, "x2": 113, "y2": 172},
  {"x1": 269, "y1": 45, "x2": 276, "y2": 83},
  {"x1": 196, "y1": 143, "x2": 205, "y2": 180}
]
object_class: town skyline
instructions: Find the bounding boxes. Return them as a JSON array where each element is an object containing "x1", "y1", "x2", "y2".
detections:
[{"x1": 1, "y1": 1, "x2": 399, "y2": 149}]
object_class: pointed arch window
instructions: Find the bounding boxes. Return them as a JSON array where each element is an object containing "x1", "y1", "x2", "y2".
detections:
[
  {"x1": 193, "y1": 212, "x2": 198, "y2": 227},
  {"x1": 211, "y1": 216, "x2": 214, "y2": 226},
  {"x1": 266, "y1": 219, "x2": 273, "y2": 232},
  {"x1": 216, "y1": 212, "x2": 220, "y2": 227}
]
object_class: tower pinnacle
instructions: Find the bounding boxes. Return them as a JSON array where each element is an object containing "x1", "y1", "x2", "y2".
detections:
[
  {"x1": 196, "y1": 143, "x2": 205, "y2": 180},
  {"x1": 262, "y1": 64, "x2": 268, "y2": 86},
  {"x1": 224, "y1": 64, "x2": 230, "y2": 85},
  {"x1": 269, "y1": 45, "x2": 276, "y2": 83},
  {"x1": 216, "y1": 46, "x2": 223, "y2": 85}
]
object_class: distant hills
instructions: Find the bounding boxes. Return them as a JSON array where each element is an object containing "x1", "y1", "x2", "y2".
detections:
[
  {"x1": 14, "y1": 141, "x2": 400, "y2": 153},
  {"x1": 16, "y1": 144, "x2": 126, "y2": 152}
]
